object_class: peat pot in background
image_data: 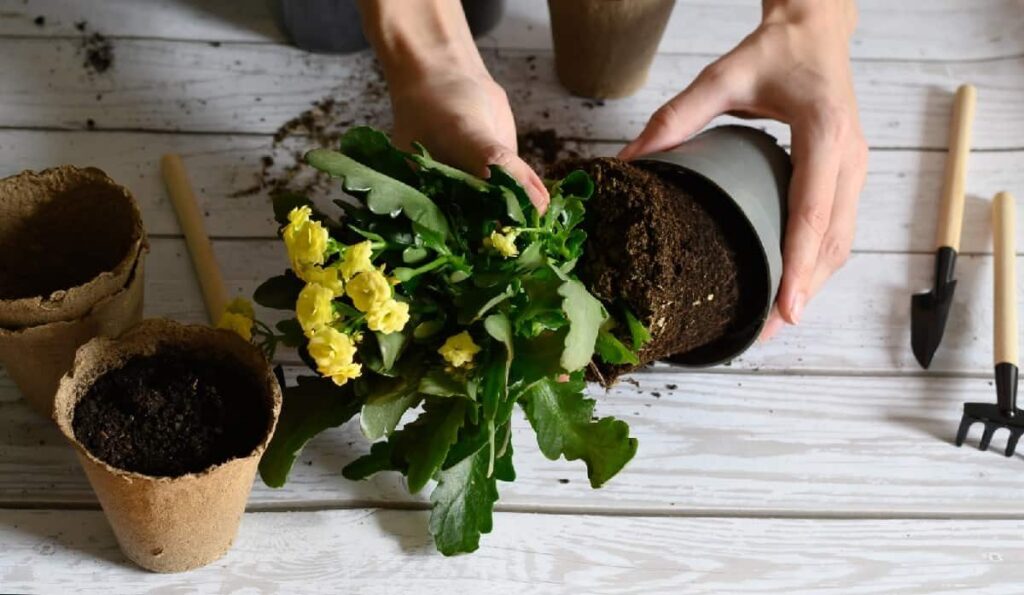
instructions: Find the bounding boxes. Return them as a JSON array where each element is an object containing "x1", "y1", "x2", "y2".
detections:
[
  {"x1": 638, "y1": 125, "x2": 791, "y2": 366},
  {"x1": 53, "y1": 319, "x2": 282, "y2": 573},
  {"x1": 0, "y1": 166, "x2": 147, "y2": 417},
  {"x1": 277, "y1": 0, "x2": 507, "y2": 53}
]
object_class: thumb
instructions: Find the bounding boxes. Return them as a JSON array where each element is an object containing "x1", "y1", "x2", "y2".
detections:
[{"x1": 619, "y1": 63, "x2": 736, "y2": 161}]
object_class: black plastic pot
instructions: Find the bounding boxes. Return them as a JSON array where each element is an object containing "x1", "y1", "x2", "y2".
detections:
[{"x1": 277, "y1": 0, "x2": 506, "y2": 54}]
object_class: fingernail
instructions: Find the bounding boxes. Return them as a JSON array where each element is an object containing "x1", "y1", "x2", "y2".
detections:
[{"x1": 789, "y1": 292, "x2": 806, "y2": 325}]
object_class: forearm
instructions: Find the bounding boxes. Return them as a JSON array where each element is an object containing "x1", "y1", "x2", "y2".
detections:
[
  {"x1": 761, "y1": 0, "x2": 858, "y2": 38},
  {"x1": 358, "y1": 0, "x2": 488, "y2": 84}
]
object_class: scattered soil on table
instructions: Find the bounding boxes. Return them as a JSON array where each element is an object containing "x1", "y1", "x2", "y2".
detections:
[
  {"x1": 0, "y1": 179, "x2": 138, "y2": 300},
  {"x1": 73, "y1": 351, "x2": 271, "y2": 477},
  {"x1": 75, "y1": 21, "x2": 114, "y2": 75},
  {"x1": 518, "y1": 128, "x2": 581, "y2": 176},
  {"x1": 550, "y1": 157, "x2": 764, "y2": 383}
]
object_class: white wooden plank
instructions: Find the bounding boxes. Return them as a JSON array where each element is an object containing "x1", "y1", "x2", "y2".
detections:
[
  {"x1": 3, "y1": 39, "x2": 1024, "y2": 149},
  {"x1": 3, "y1": 0, "x2": 1023, "y2": 61},
  {"x1": 5, "y1": 366, "x2": 1024, "y2": 516},
  {"x1": 2, "y1": 509, "x2": 1023, "y2": 594},
  {"x1": 2, "y1": 130, "x2": 1020, "y2": 256}
]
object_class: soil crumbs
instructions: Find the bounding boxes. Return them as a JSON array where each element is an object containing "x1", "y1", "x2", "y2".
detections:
[
  {"x1": 75, "y1": 21, "x2": 113, "y2": 75},
  {"x1": 73, "y1": 351, "x2": 271, "y2": 477}
]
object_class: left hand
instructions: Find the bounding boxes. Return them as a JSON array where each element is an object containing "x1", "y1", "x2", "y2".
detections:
[{"x1": 619, "y1": 0, "x2": 868, "y2": 340}]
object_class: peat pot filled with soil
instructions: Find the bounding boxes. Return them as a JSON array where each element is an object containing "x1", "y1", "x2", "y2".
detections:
[
  {"x1": 0, "y1": 166, "x2": 147, "y2": 416},
  {"x1": 554, "y1": 125, "x2": 791, "y2": 383},
  {"x1": 53, "y1": 319, "x2": 282, "y2": 573}
]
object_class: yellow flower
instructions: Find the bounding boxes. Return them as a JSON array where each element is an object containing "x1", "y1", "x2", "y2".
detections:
[
  {"x1": 216, "y1": 297, "x2": 255, "y2": 341},
  {"x1": 296, "y1": 282, "x2": 337, "y2": 336},
  {"x1": 283, "y1": 206, "x2": 329, "y2": 271},
  {"x1": 366, "y1": 299, "x2": 410, "y2": 334},
  {"x1": 297, "y1": 264, "x2": 344, "y2": 296},
  {"x1": 308, "y1": 326, "x2": 362, "y2": 386},
  {"x1": 340, "y1": 240, "x2": 374, "y2": 281},
  {"x1": 485, "y1": 227, "x2": 519, "y2": 258},
  {"x1": 345, "y1": 269, "x2": 392, "y2": 312},
  {"x1": 438, "y1": 331, "x2": 481, "y2": 368}
]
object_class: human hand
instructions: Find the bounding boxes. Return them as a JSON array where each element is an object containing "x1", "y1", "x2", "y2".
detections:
[
  {"x1": 360, "y1": 0, "x2": 548, "y2": 211},
  {"x1": 619, "y1": 0, "x2": 868, "y2": 340}
]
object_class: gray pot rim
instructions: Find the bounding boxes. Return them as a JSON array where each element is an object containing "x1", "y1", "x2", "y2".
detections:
[{"x1": 634, "y1": 125, "x2": 790, "y2": 367}]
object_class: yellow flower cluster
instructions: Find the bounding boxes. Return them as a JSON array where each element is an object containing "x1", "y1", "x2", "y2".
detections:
[
  {"x1": 283, "y1": 206, "x2": 329, "y2": 271},
  {"x1": 346, "y1": 268, "x2": 410, "y2": 335},
  {"x1": 217, "y1": 297, "x2": 255, "y2": 341},
  {"x1": 296, "y1": 282, "x2": 337, "y2": 337},
  {"x1": 308, "y1": 326, "x2": 362, "y2": 386},
  {"x1": 484, "y1": 227, "x2": 520, "y2": 258},
  {"x1": 340, "y1": 240, "x2": 374, "y2": 280},
  {"x1": 438, "y1": 331, "x2": 481, "y2": 368}
]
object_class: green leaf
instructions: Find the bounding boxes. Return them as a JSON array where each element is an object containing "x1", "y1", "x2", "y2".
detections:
[
  {"x1": 493, "y1": 428, "x2": 515, "y2": 482},
  {"x1": 623, "y1": 307, "x2": 652, "y2": 351},
  {"x1": 253, "y1": 272, "x2": 303, "y2": 310},
  {"x1": 376, "y1": 330, "x2": 408, "y2": 371},
  {"x1": 455, "y1": 284, "x2": 516, "y2": 325},
  {"x1": 274, "y1": 319, "x2": 305, "y2": 348},
  {"x1": 360, "y1": 375, "x2": 421, "y2": 441},
  {"x1": 595, "y1": 328, "x2": 640, "y2": 366},
  {"x1": 487, "y1": 166, "x2": 529, "y2": 225},
  {"x1": 429, "y1": 445, "x2": 498, "y2": 556},
  {"x1": 512, "y1": 328, "x2": 569, "y2": 385},
  {"x1": 552, "y1": 170, "x2": 594, "y2": 200},
  {"x1": 392, "y1": 400, "x2": 468, "y2": 493},
  {"x1": 557, "y1": 279, "x2": 608, "y2": 372},
  {"x1": 419, "y1": 368, "x2": 470, "y2": 398},
  {"x1": 519, "y1": 376, "x2": 637, "y2": 488},
  {"x1": 259, "y1": 376, "x2": 361, "y2": 487},
  {"x1": 342, "y1": 441, "x2": 398, "y2": 480},
  {"x1": 306, "y1": 148, "x2": 451, "y2": 244},
  {"x1": 271, "y1": 193, "x2": 314, "y2": 226},
  {"x1": 402, "y1": 246, "x2": 429, "y2": 264},
  {"x1": 410, "y1": 152, "x2": 491, "y2": 193},
  {"x1": 338, "y1": 126, "x2": 417, "y2": 185}
]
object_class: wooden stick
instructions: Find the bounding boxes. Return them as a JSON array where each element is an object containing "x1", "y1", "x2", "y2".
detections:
[
  {"x1": 936, "y1": 84, "x2": 976, "y2": 251},
  {"x1": 994, "y1": 191, "x2": 1018, "y2": 366},
  {"x1": 160, "y1": 154, "x2": 228, "y2": 324}
]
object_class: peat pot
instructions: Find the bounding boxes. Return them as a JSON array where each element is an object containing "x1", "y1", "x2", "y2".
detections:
[
  {"x1": 53, "y1": 319, "x2": 282, "y2": 573},
  {"x1": 0, "y1": 166, "x2": 147, "y2": 416},
  {"x1": 636, "y1": 125, "x2": 792, "y2": 366}
]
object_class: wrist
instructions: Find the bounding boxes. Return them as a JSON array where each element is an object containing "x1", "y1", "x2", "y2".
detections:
[
  {"x1": 359, "y1": 0, "x2": 489, "y2": 86},
  {"x1": 761, "y1": 0, "x2": 858, "y2": 38}
]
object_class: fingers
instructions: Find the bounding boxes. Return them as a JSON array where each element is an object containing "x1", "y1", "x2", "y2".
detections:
[
  {"x1": 619, "y1": 62, "x2": 737, "y2": 160},
  {"x1": 480, "y1": 145, "x2": 551, "y2": 213},
  {"x1": 759, "y1": 306, "x2": 785, "y2": 342},
  {"x1": 776, "y1": 117, "x2": 845, "y2": 325}
]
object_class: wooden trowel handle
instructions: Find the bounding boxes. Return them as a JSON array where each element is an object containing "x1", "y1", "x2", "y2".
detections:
[
  {"x1": 936, "y1": 84, "x2": 976, "y2": 251},
  {"x1": 160, "y1": 154, "x2": 229, "y2": 324},
  {"x1": 994, "y1": 191, "x2": 1018, "y2": 367}
]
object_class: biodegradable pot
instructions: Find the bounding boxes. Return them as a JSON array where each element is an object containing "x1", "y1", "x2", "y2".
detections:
[
  {"x1": 0, "y1": 166, "x2": 145, "y2": 328},
  {"x1": 53, "y1": 319, "x2": 283, "y2": 573},
  {"x1": 636, "y1": 125, "x2": 791, "y2": 366},
  {"x1": 548, "y1": 0, "x2": 675, "y2": 99},
  {"x1": 277, "y1": 0, "x2": 506, "y2": 53}
]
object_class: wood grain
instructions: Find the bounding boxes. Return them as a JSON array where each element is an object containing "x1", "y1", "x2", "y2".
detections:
[
  {"x1": 2, "y1": 509, "x2": 1024, "y2": 594},
  {"x1": 4, "y1": 367, "x2": 1024, "y2": 516},
  {"x1": 2, "y1": 39, "x2": 1024, "y2": 149},
  {"x1": 3, "y1": 0, "x2": 1023, "y2": 61}
]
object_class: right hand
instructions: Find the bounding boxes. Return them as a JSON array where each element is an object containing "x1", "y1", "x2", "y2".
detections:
[{"x1": 389, "y1": 68, "x2": 550, "y2": 212}]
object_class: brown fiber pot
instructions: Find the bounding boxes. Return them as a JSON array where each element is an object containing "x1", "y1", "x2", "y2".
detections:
[
  {"x1": 548, "y1": 0, "x2": 676, "y2": 99},
  {"x1": 0, "y1": 166, "x2": 146, "y2": 328},
  {"x1": 0, "y1": 166, "x2": 147, "y2": 417},
  {"x1": 53, "y1": 319, "x2": 283, "y2": 573}
]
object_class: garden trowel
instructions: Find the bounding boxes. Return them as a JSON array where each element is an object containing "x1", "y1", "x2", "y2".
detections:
[{"x1": 911, "y1": 84, "x2": 976, "y2": 369}]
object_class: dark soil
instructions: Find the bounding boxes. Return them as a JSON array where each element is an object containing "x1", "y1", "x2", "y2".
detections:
[
  {"x1": 551, "y1": 158, "x2": 764, "y2": 382},
  {"x1": 73, "y1": 351, "x2": 271, "y2": 477},
  {"x1": 75, "y1": 22, "x2": 113, "y2": 75},
  {"x1": 517, "y1": 128, "x2": 581, "y2": 176},
  {"x1": 0, "y1": 180, "x2": 138, "y2": 300}
]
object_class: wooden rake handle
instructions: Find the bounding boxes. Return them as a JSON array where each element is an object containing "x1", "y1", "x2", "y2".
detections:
[
  {"x1": 936, "y1": 84, "x2": 977, "y2": 251},
  {"x1": 160, "y1": 154, "x2": 229, "y2": 324},
  {"x1": 994, "y1": 191, "x2": 1018, "y2": 367}
]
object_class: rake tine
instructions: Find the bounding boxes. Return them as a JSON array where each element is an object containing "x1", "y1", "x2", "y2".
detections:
[
  {"x1": 1007, "y1": 430, "x2": 1024, "y2": 457},
  {"x1": 980, "y1": 423, "x2": 998, "y2": 451},
  {"x1": 955, "y1": 415, "x2": 976, "y2": 446}
]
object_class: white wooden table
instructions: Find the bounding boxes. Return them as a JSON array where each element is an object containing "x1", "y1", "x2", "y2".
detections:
[{"x1": 3, "y1": 1, "x2": 1024, "y2": 592}]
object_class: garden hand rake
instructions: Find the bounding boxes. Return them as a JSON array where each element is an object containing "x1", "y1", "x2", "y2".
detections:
[{"x1": 956, "y1": 191, "x2": 1024, "y2": 456}]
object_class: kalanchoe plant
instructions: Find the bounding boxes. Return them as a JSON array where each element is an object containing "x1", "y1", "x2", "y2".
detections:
[{"x1": 252, "y1": 127, "x2": 642, "y2": 555}]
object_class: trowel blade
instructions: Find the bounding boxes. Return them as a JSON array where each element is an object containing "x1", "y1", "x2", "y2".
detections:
[{"x1": 911, "y1": 279, "x2": 957, "y2": 369}]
